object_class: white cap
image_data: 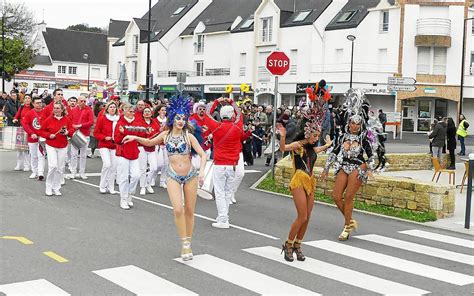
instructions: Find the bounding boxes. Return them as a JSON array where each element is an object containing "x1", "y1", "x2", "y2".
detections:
[{"x1": 220, "y1": 105, "x2": 234, "y2": 120}]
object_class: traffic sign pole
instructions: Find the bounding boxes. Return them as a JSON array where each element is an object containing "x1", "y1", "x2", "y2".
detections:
[{"x1": 271, "y1": 76, "x2": 278, "y2": 179}]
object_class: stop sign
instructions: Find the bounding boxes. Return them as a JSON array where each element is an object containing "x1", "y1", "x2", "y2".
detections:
[{"x1": 266, "y1": 51, "x2": 290, "y2": 76}]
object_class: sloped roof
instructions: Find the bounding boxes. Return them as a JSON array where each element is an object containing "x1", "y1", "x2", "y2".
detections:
[
  {"x1": 182, "y1": 0, "x2": 261, "y2": 36},
  {"x1": 32, "y1": 55, "x2": 52, "y2": 65},
  {"x1": 42, "y1": 28, "x2": 107, "y2": 64},
  {"x1": 325, "y1": 0, "x2": 395, "y2": 31},
  {"x1": 108, "y1": 19, "x2": 130, "y2": 38}
]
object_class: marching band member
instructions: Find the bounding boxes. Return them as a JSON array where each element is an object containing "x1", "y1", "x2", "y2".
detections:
[
  {"x1": 39, "y1": 102, "x2": 74, "y2": 196},
  {"x1": 94, "y1": 101, "x2": 120, "y2": 194},
  {"x1": 152, "y1": 104, "x2": 168, "y2": 188},
  {"x1": 123, "y1": 95, "x2": 206, "y2": 261},
  {"x1": 22, "y1": 97, "x2": 46, "y2": 180},
  {"x1": 138, "y1": 106, "x2": 160, "y2": 195},
  {"x1": 12, "y1": 94, "x2": 32, "y2": 171}
]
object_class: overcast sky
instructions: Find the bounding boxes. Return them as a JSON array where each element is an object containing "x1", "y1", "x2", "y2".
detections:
[{"x1": 8, "y1": 0, "x2": 149, "y2": 30}]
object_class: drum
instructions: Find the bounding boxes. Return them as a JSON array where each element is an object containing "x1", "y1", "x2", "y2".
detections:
[
  {"x1": 0, "y1": 126, "x2": 28, "y2": 151},
  {"x1": 197, "y1": 160, "x2": 214, "y2": 200},
  {"x1": 69, "y1": 130, "x2": 88, "y2": 149},
  {"x1": 38, "y1": 137, "x2": 47, "y2": 156}
]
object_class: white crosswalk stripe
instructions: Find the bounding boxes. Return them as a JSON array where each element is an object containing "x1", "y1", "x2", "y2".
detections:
[
  {"x1": 0, "y1": 279, "x2": 70, "y2": 296},
  {"x1": 354, "y1": 234, "x2": 474, "y2": 265},
  {"x1": 175, "y1": 254, "x2": 319, "y2": 295},
  {"x1": 244, "y1": 246, "x2": 429, "y2": 295},
  {"x1": 399, "y1": 229, "x2": 474, "y2": 249},
  {"x1": 93, "y1": 265, "x2": 197, "y2": 295},
  {"x1": 306, "y1": 239, "x2": 474, "y2": 286}
]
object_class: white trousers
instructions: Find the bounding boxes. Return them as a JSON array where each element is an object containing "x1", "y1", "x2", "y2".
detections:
[
  {"x1": 153, "y1": 146, "x2": 169, "y2": 186},
  {"x1": 192, "y1": 149, "x2": 211, "y2": 170},
  {"x1": 45, "y1": 145, "x2": 67, "y2": 191},
  {"x1": 16, "y1": 150, "x2": 30, "y2": 169},
  {"x1": 138, "y1": 147, "x2": 158, "y2": 188},
  {"x1": 28, "y1": 142, "x2": 45, "y2": 176},
  {"x1": 213, "y1": 165, "x2": 236, "y2": 223},
  {"x1": 70, "y1": 136, "x2": 90, "y2": 174},
  {"x1": 231, "y1": 152, "x2": 245, "y2": 195},
  {"x1": 116, "y1": 156, "x2": 141, "y2": 199},
  {"x1": 99, "y1": 148, "x2": 117, "y2": 191}
]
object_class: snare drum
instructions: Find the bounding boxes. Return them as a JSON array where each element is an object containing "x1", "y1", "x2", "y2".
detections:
[
  {"x1": 197, "y1": 160, "x2": 214, "y2": 200},
  {"x1": 69, "y1": 130, "x2": 88, "y2": 149},
  {"x1": 0, "y1": 126, "x2": 28, "y2": 150}
]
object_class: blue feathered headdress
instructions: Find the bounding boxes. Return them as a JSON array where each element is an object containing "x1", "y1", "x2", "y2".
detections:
[{"x1": 167, "y1": 94, "x2": 193, "y2": 127}]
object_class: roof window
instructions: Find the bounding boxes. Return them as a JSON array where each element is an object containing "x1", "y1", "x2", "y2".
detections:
[
  {"x1": 336, "y1": 10, "x2": 357, "y2": 23},
  {"x1": 173, "y1": 6, "x2": 186, "y2": 15},
  {"x1": 241, "y1": 18, "x2": 254, "y2": 29},
  {"x1": 293, "y1": 10, "x2": 312, "y2": 22}
]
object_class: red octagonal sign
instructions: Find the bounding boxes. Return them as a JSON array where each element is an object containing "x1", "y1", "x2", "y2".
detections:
[{"x1": 266, "y1": 51, "x2": 290, "y2": 76}]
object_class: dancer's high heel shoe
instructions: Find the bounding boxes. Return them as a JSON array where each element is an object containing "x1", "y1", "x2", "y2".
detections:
[
  {"x1": 349, "y1": 219, "x2": 358, "y2": 232},
  {"x1": 293, "y1": 241, "x2": 305, "y2": 261},
  {"x1": 338, "y1": 225, "x2": 352, "y2": 241},
  {"x1": 181, "y1": 238, "x2": 193, "y2": 261},
  {"x1": 281, "y1": 241, "x2": 294, "y2": 262}
]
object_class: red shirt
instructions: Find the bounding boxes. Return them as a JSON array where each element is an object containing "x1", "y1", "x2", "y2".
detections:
[
  {"x1": 139, "y1": 118, "x2": 160, "y2": 152},
  {"x1": 189, "y1": 113, "x2": 211, "y2": 150},
  {"x1": 69, "y1": 105, "x2": 94, "y2": 136},
  {"x1": 94, "y1": 114, "x2": 119, "y2": 149},
  {"x1": 22, "y1": 108, "x2": 43, "y2": 143},
  {"x1": 114, "y1": 116, "x2": 144, "y2": 160},
  {"x1": 14, "y1": 105, "x2": 32, "y2": 122},
  {"x1": 41, "y1": 99, "x2": 69, "y2": 120},
  {"x1": 39, "y1": 116, "x2": 73, "y2": 148}
]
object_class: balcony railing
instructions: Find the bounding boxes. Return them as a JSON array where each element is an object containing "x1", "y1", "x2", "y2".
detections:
[
  {"x1": 157, "y1": 68, "x2": 230, "y2": 78},
  {"x1": 239, "y1": 67, "x2": 246, "y2": 77},
  {"x1": 416, "y1": 18, "x2": 451, "y2": 36},
  {"x1": 205, "y1": 68, "x2": 230, "y2": 76},
  {"x1": 289, "y1": 65, "x2": 297, "y2": 75}
]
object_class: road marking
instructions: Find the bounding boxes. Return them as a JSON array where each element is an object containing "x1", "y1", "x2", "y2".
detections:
[
  {"x1": 83, "y1": 170, "x2": 260, "y2": 177},
  {"x1": 0, "y1": 279, "x2": 70, "y2": 295},
  {"x1": 175, "y1": 254, "x2": 319, "y2": 295},
  {"x1": 43, "y1": 251, "x2": 69, "y2": 263},
  {"x1": 354, "y1": 234, "x2": 474, "y2": 265},
  {"x1": 399, "y1": 229, "x2": 474, "y2": 249},
  {"x1": 244, "y1": 246, "x2": 429, "y2": 295},
  {"x1": 2, "y1": 236, "x2": 34, "y2": 245},
  {"x1": 74, "y1": 179, "x2": 279, "y2": 240},
  {"x1": 306, "y1": 240, "x2": 474, "y2": 286},
  {"x1": 93, "y1": 265, "x2": 196, "y2": 295},
  {"x1": 244, "y1": 169, "x2": 262, "y2": 173}
]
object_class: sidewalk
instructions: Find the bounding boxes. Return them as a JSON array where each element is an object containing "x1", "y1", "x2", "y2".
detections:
[
  {"x1": 385, "y1": 132, "x2": 474, "y2": 154},
  {"x1": 380, "y1": 159, "x2": 474, "y2": 235}
]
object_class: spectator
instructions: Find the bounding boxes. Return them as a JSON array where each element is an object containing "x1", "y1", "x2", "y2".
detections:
[
  {"x1": 429, "y1": 118, "x2": 447, "y2": 161},
  {"x1": 446, "y1": 117, "x2": 457, "y2": 169},
  {"x1": 378, "y1": 109, "x2": 387, "y2": 132},
  {"x1": 457, "y1": 114, "x2": 469, "y2": 156},
  {"x1": 4, "y1": 91, "x2": 20, "y2": 126}
]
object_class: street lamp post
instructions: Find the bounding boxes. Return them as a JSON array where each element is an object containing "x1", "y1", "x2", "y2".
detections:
[
  {"x1": 1, "y1": 13, "x2": 13, "y2": 93},
  {"x1": 460, "y1": 17, "x2": 474, "y2": 115},
  {"x1": 83, "y1": 53, "x2": 90, "y2": 91},
  {"x1": 347, "y1": 34, "x2": 356, "y2": 89},
  {"x1": 145, "y1": 0, "x2": 152, "y2": 101}
]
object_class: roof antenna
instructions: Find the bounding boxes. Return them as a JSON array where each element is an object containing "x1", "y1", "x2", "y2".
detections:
[
  {"x1": 293, "y1": 0, "x2": 296, "y2": 12},
  {"x1": 42, "y1": 8, "x2": 45, "y2": 23}
]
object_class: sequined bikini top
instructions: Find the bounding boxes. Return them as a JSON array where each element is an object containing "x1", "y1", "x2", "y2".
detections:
[{"x1": 166, "y1": 133, "x2": 191, "y2": 156}]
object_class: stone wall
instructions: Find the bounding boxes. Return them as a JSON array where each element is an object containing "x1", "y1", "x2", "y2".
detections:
[
  {"x1": 313, "y1": 153, "x2": 450, "y2": 171},
  {"x1": 274, "y1": 156, "x2": 455, "y2": 219}
]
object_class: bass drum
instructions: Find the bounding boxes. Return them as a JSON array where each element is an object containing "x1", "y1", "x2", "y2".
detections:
[{"x1": 197, "y1": 160, "x2": 214, "y2": 200}]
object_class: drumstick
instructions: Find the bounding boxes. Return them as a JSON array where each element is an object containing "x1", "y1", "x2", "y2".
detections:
[
  {"x1": 252, "y1": 133, "x2": 263, "y2": 141},
  {"x1": 54, "y1": 126, "x2": 67, "y2": 136}
]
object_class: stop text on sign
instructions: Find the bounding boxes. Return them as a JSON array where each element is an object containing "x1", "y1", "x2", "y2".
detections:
[{"x1": 267, "y1": 59, "x2": 289, "y2": 68}]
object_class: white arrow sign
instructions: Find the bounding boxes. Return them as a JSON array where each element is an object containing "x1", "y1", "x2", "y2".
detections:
[
  {"x1": 387, "y1": 85, "x2": 417, "y2": 92},
  {"x1": 388, "y1": 77, "x2": 416, "y2": 85}
]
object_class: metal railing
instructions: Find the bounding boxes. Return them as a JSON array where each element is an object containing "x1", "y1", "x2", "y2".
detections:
[
  {"x1": 205, "y1": 68, "x2": 230, "y2": 76},
  {"x1": 416, "y1": 18, "x2": 451, "y2": 36},
  {"x1": 239, "y1": 67, "x2": 246, "y2": 77},
  {"x1": 466, "y1": 158, "x2": 473, "y2": 229},
  {"x1": 157, "y1": 68, "x2": 230, "y2": 77}
]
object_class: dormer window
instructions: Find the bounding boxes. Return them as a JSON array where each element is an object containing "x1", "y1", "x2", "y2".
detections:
[
  {"x1": 173, "y1": 6, "x2": 186, "y2": 15},
  {"x1": 293, "y1": 10, "x2": 312, "y2": 22},
  {"x1": 336, "y1": 10, "x2": 357, "y2": 23},
  {"x1": 241, "y1": 18, "x2": 254, "y2": 29}
]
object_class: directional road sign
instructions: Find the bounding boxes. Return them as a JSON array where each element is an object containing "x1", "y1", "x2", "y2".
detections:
[
  {"x1": 388, "y1": 77, "x2": 416, "y2": 85},
  {"x1": 177, "y1": 82, "x2": 185, "y2": 93},
  {"x1": 387, "y1": 85, "x2": 417, "y2": 92}
]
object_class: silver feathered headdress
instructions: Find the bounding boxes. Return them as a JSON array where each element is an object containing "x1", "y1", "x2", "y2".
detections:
[{"x1": 341, "y1": 89, "x2": 370, "y2": 131}]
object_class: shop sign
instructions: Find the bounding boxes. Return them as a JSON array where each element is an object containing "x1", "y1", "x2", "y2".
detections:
[
  {"x1": 18, "y1": 70, "x2": 55, "y2": 77},
  {"x1": 33, "y1": 83, "x2": 50, "y2": 89},
  {"x1": 296, "y1": 83, "x2": 315, "y2": 93},
  {"x1": 424, "y1": 88, "x2": 436, "y2": 94},
  {"x1": 160, "y1": 85, "x2": 177, "y2": 92},
  {"x1": 184, "y1": 85, "x2": 203, "y2": 92},
  {"x1": 362, "y1": 88, "x2": 394, "y2": 95},
  {"x1": 207, "y1": 86, "x2": 240, "y2": 92}
]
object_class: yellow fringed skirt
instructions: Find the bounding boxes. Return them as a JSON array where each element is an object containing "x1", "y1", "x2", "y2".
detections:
[{"x1": 289, "y1": 170, "x2": 317, "y2": 196}]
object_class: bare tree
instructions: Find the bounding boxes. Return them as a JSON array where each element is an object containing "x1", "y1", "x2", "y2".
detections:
[{"x1": 2, "y1": 2, "x2": 37, "y2": 44}]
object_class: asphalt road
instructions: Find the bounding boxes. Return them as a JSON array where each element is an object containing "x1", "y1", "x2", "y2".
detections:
[{"x1": 1, "y1": 151, "x2": 473, "y2": 295}]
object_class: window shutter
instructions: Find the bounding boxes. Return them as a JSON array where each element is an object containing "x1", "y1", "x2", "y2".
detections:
[
  {"x1": 416, "y1": 47, "x2": 430, "y2": 74},
  {"x1": 433, "y1": 47, "x2": 446, "y2": 75}
]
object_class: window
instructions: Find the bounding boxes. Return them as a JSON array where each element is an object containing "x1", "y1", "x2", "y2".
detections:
[
  {"x1": 471, "y1": 53, "x2": 474, "y2": 75},
  {"x1": 195, "y1": 34, "x2": 204, "y2": 54},
  {"x1": 241, "y1": 18, "x2": 254, "y2": 29},
  {"x1": 261, "y1": 17, "x2": 273, "y2": 43},
  {"x1": 290, "y1": 49, "x2": 298, "y2": 75},
  {"x1": 336, "y1": 10, "x2": 357, "y2": 23},
  {"x1": 377, "y1": 48, "x2": 388, "y2": 70},
  {"x1": 380, "y1": 10, "x2": 389, "y2": 32},
  {"x1": 195, "y1": 60, "x2": 203, "y2": 76},
  {"x1": 293, "y1": 10, "x2": 312, "y2": 22},
  {"x1": 117, "y1": 62, "x2": 122, "y2": 78},
  {"x1": 132, "y1": 61, "x2": 138, "y2": 82},
  {"x1": 239, "y1": 53, "x2": 247, "y2": 76},
  {"x1": 335, "y1": 48, "x2": 343, "y2": 62},
  {"x1": 68, "y1": 66, "x2": 77, "y2": 75},
  {"x1": 91, "y1": 67, "x2": 100, "y2": 78},
  {"x1": 173, "y1": 6, "x2": 186, "y2": 15},
  {"x1": 57, "y1": 65, "x2": 66, "y2": 74},
  {"x1": 133, "y1": 34, "x2": 139, "y2": 54},
  {"x1": 417, "y1": 47, "x2": 446, "y2": 75}
]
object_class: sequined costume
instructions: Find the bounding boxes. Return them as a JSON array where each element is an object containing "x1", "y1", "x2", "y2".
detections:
[
  {"x1": 289, "y1": 143, "x2": 318, "y2": 196},
  {"x1": 324, "y1": 132, "x2": 375, "y2": 183}
]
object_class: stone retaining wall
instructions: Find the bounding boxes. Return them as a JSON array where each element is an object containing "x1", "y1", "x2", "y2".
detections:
[{"x1": 274, "y1": 156, "x2": 455, "y2": 219}]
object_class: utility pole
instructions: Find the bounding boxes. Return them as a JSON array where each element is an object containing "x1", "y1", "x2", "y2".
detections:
[{"x1": 145, "y1": 0, "x2": 152, "y2": 101}]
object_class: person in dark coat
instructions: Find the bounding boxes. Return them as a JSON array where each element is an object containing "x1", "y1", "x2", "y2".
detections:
[
  {"x1": 429, "y1": 118, "x2": 447, "y2": 162},
  {"x1": 4, "y1": 91, "x2": 20, "y2": 126},
  {"x1": 446, "y1": 117, "x2": 457, "y2": 169}
]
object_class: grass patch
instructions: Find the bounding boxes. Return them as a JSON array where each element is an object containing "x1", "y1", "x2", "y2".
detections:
[{"x1": 256, "y1": 175, "x2": 437, "y2": 223}]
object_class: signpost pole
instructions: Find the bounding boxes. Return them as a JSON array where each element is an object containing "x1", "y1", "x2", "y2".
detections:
[{"x1": 271, "y1": 76, "x2": 278, "y2": 179}]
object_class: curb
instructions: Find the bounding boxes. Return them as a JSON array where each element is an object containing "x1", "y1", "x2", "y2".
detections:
[{"x1": 250, "y1": 173, "x2": 474, "y2": 236}]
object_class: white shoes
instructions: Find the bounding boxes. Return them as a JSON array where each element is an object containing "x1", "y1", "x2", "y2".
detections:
[
  {"x1": 120, "y1": 200, "x2": 130, "y2": 210},
  {"x1": 14, "y1": 165, "x2": 21, "y2": 171},
  {"x1": 146, "y1": 185, "x2": 154, "y2": 194},
  {"x1": 61, "y1": 178, "x2": 65, "y2": 185},
  {"x1": 23, "y1": 167, "x2": 30, "y2": 172},
  {"x1": 140, "y1": 188, "x2": 146, "y2": 195},
  {"x1": 79, "y1": 173, "x2": 88, "y2": 180},
  {"x1": 212, "y1": 221, "x2": 230, "y2": 229},
  {"x1": 230, "y1": 195, "x2": 237, "y2": 204},
  {"x1": 66, "y1": 173, "x2": 75, "y2": 179},
  {"x1": 99, "y1": 188, "x2": 107, "y2": 194},
  {"x1": 128, "y1": 194, "x2": 134, "y2": 207},
  {"x1": 53, "y1": 189, "x2": 62, "y2": 196},
  {"x1": 29, "y1": 173, "x2": 38, "y2": 179},
  {"x1": 45, "y1": 189, "x2": 53, "y2": 196},
  {"x1": 160, "y1": 183, "x2": 167, "y2": 189},
  {"x1": 108, "y1": 188, "x2": 118, "y2": 195}
]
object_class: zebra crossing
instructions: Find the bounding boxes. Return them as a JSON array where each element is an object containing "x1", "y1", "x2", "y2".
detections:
[{"x1": 1, "y1": 228, "x2": 472, "y2": 295}]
